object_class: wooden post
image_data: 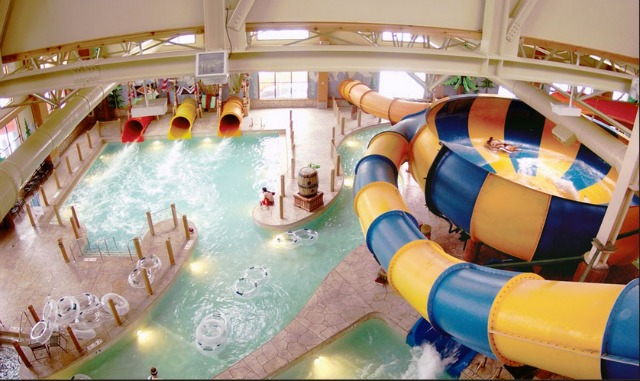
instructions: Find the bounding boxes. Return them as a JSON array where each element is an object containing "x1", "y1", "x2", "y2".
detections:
[
  {"x1": 66, "y1": 326, "x2": 83, "y2": 353},
  {"x1": 133, "y1": 237, "x2": 143, "y2": 259},
  {"x1": 291, "y1": 143, "x2": 295, "y2": 159},
  {"x1": 53, "y1": 205, "x2": 63, "y2": 225},
  {"x1": 340, "y1": 116, "x2": 346, "y2": 135},
  {"x1": 86, "y1": 130, "x2": 93, "y2": 149},
  {"x1": 331, "y1": 126, "x2": 335, "y2": 141},
  {"x1": 289, "y1": 109, "x2": 293, "y2": 121},
  {"x1": 25, "y1": 204, "x2": 36, "y2": 226},
  {"x1": 28, "y1": 304, "x2": 40, "y2": 322},
  {"x1": 65, "y1": 156, "x2": 73, "y2": 174},
  {"x1": 290, "y1": 127, "x2": 294, "y2": 144},
  {"x1": 107, "y1": 299, "x2": 122, "y2": 325},
  {"x1": 279, "y1": 194, "x2": 284, "y2": 219},
  {"x1": 142, "y1": 269, "x2": 153, "y2": 295},
  {"x1": 171, "y1": 203, "x2": 178, "y2": 228},
  {"x1": 290, "y1": 158, "x2": 295, "y2": 180},
  {"x1": 57, "y1": 237, "x2": 70, "y2": 262},
  {"x1": 330, "y1": 138, "x2": 334, "y2": 158},
  {"x1": 182, "y1": 215, "x2": 191, "y2": 240},
  {"x1": 357, "y1": 108, "x2": 362, "y2": 127},
  {"x1": 330, "y1": 169, "x2": 335, "y2": 192},
  {"x1": 70, "y1": 217, "x2": 80, "y2": 239},
  {"x1": 146, "y1": 211, "x2": 155, "y2": 236},
  {"x1": 336, "y1": 155, "x2": 341, "y2": 176},
  {"x1": 39, "y1": 185, "x2": 49, "y2": 206},
  {"x1": 166, "y1": 238, "x2": 175, "y2": 266},
  {"x1": 280, "y1": 175, "x2": 285, "y2": 197},
  {"x1": 12, "y1": 341, "x2": 32, "y2": 368},
  {"x1": 53, "y1": 168, "x2": 61, "y2": 189},
  {"x1": 76, "y1": 142, "x2": 83, "y2": 162},
  {"x1": 70, "y1": 205, "x2": 80, "y2": 228}
]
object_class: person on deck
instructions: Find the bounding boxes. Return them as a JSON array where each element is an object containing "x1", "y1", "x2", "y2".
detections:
[{"x1": 261, "y1": 187, "x2": 275, "y2": 206}]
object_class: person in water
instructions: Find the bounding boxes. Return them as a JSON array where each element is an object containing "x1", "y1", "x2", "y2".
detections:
[
  {"x1": 261, "y1": 187, "x2": 275, "y2": 206},
  {"x1": 486, "y1": 136, "x2": 521, "y2": 153}
]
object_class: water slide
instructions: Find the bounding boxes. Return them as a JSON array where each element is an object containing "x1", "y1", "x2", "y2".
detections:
[
  {"x1": 168, "y1": 97, "x2": 197, "y2": 140},
  {"x1": 550, "y1": 92, "x2": 639, "y2": 129},
  {"x1": 121, "y1": 115, "x2": 154, "y2": 143},
  {"x1": 218, "y1": 95, "x2": 244, "y2": 137},
  {"x1": 342, "y1": 80, "x2": 639, "y2": 379}
]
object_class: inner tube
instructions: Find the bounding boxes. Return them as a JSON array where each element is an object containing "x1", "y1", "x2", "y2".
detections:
[
  {"x1": 74, "y1": 292, "x2": 101, "y2": 311},
  {"x1": 244, "y1": 266, "x2": 269, "y2": 285},
  {"x1": 138, "y1": 254, "x2": 162, "y2": 275},
  {"x1": 69, "y1": 327, "x2": 97, "y2": 341},
  {"x1": 128, "y1": 267, "x2": 155, "y2": 288},
  {"x1": 74, "y1": 305, "x2": 103, "y2": 330},
  {"x1": 42, "y1": 297, "x2": 59, "y2": 323},
  {"x1": 292, "y1": 228, "x2": 318, "y2": 244},
  {"x1": 275, "y1": 231, "x2": 298, "y2": 247},
  {"x1": 234, "y1": 277, "x2": 259, "y2": 297},
  {"x1": 56, "y1": 296, "x2": 80, "y2": 325},
  {"x1": 195, "y1": 312, "x2": 228, "y2": 355},
  {"x1": 30, "y1": 320, "x2": 54, "y2": 344},
  {"x1": 101, "y1": 293, "x2": 130, "y2": 318}
]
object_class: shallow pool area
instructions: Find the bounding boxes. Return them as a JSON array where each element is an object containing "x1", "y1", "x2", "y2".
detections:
[
  {"x1": 52, "y1": 127, "x2": 394, "y2": 379},
  {"x1": 271, "y1": 316, "x2": 453, "y2": 379}
]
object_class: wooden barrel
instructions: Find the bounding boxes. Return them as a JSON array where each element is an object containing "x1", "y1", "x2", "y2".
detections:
[{"x1": 298, "y1": 167, "x2": 318, "y2": 197}]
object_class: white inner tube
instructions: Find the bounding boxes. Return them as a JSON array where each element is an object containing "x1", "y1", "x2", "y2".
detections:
[
  {"x1": 74, "y1": 292, "x2": 101, "y2": 311},
  {"x1": 195, "y1": 313, "x2": 228, "y2": 354},
  {"x1": 234, "y1": 277, "x2": 259, "y2": 297},
  {"x1": 56, "y1": 296, "x2": 80, "y2": 325},
  {"x1": 101, "y1": 293, "x2": 130, "y2": 318},
  {"x1": 128, "y1": 267, "x2": 155, "y2": 288},
  {"x1": 42, "y1": 297, "x2": 59, "y2": 323},
  {"x1": 74, "y1": 306, "x2": 103, "y2": 330},
  {"x1": 70, "y1": 327, "x2": 97, "y2": 341},
  {"x1": 275, "y1": 231, "x2": 298, "y2": 247},
  {"x1": 30, "y1": 320, "x2": 54, "y2": 344},
  {"x1": 244, "y1": 266, "x2": 269, "y2": 285},
  {"x1": 292, "y1": 228, "x2": 318, "y2": 245},
  {"x1": 138, "y1": 255, "x2": 162, "y2": 275}
]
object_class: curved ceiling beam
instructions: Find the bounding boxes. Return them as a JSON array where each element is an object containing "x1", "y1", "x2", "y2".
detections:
[{"x1": 0, "y1": 47, "x2": 633, "y2": 98}]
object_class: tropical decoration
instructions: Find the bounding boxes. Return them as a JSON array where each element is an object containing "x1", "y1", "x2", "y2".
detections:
[{"x1": 443, "y1": 76, "x2": 478, "y2": 94}]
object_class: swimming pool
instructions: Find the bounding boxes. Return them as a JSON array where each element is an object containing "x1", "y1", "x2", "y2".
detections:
[
  {"x1": 53, "y1": 127, "x2": 390, "y2": 379},
  {"x1": 271, "y1": 316, "x2": 453, "y2": 379}
]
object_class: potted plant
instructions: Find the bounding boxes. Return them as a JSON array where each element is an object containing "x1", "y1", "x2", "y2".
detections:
[{"x1": 107, "y1": 85, "x2": 128, "y2": 118}]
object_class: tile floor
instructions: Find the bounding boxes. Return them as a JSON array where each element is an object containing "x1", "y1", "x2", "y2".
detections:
[{"x1": 0, "y1": 103, "x2": 551, "y2": 380}]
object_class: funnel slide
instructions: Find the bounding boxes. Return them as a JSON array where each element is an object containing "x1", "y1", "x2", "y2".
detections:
[
  {"x1": 168, "y1": 98, "x2": 197, "y2": 140},
  {"x1": 218, "y1": 96, "x2": 244, "y2": 137}
]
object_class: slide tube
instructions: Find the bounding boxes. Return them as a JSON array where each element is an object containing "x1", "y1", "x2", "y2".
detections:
[
  {"x1": 218, "y1": 95, "x2": 244, "y2": 137},
  {"x1": 346, "y1": 78, "x2": 638, "y2": 378},
  {"x1": 0, "y1": 84, "x2": 116, "y2": 218},
  {"x1": 168, "y1": 97, "x2": 196, "y2": 140},
  {"x1": 122, "y1": 115, "x2": 154, "y2": 143}
]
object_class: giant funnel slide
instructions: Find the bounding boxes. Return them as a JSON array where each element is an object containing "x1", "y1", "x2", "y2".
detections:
[
  {"x1": 122, "y1": 116, "x2": 154, "y2": 143},
  {"x1": 168, "y1": 97, "x2": 197, "y2": 140},
  {"x1": 218, "y1": 95, "x2": 244, "y2": 137},
  {"x1": 343, "y1": 80, "x2": 639, "y2": 379}
]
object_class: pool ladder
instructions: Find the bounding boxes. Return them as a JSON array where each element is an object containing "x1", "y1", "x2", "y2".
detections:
[{"x1": 68, "y1": 236, "x2": 134, "y2": 263}]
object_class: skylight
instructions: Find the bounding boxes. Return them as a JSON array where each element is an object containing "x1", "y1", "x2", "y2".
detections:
[{"x1": 256, "y1": 30, "x2": 309, "y2": 40}]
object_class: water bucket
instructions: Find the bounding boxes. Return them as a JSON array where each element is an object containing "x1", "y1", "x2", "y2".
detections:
[{"x1": 298, "y1": 167, "x2": 318, "y2": 197}]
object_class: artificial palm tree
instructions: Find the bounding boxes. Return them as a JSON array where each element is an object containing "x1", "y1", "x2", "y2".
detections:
[{"x1": 443, "y1": 76, "x2": 478, "y2": 94}]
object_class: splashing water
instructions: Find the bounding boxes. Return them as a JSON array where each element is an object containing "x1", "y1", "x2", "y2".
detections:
[{"x1": 402, "y1": 342, "x2": 456, "y2": 379}]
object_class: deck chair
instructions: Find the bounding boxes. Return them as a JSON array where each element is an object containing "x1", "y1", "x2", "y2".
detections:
[{"x1": 49, "y1": 330, "x2": 68, "y2": 353}]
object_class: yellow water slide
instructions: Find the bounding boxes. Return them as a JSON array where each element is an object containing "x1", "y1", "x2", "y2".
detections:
[
  {"x1": 168, "y1": 97, "x2": 197, "y2": 140},
  {"x1": 218, "y1": 95, "x2": 244, "y2": 137}
]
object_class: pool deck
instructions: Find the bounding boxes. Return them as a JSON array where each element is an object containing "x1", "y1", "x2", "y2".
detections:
[{"x1": 2, "y1": 104, "x2": 530, "y2": 380}]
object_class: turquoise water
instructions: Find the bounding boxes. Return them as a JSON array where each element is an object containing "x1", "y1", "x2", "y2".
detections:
[
  {"x1": 272, "y1": 317, "x2": 453, "y2": 379},
  {"x1": 54, "y1": 128, "x2": 388, "y2": 379}
]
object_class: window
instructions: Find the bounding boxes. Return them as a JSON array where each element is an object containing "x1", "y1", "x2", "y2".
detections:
[
  {"x1": 256, "y1": 30, "x2": 309, "y2": 40},
  {"x1": 0, "y1": 118, "x2": 23, "y2": 159},
  {"x1": 166, "y1": 34, "x2": 195, "y2": 45},
  {"x1": 379, "y1": 71, "x2": 426, "y2": 99},
  {"x1": 259, "y1": 72, "x2": 308, "y2": 99},
  {"x1": 0, "y1": 97, "x2": 13, "y2": 108}
]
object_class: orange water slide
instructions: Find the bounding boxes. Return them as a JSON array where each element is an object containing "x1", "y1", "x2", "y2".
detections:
[
  {"x1": 121, "y1": 116, "x2": 154, "y2": 143},
  {"x1": 218, "y1": 96, "x2": 244, "y2": 137}
]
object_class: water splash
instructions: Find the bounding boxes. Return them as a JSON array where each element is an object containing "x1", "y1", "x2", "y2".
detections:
[{"x1": 402, "y1": 342, "x2": 455, "y2": 379}]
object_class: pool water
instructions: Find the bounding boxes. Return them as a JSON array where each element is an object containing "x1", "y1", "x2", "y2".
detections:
[
  {"x1": 271, "y1": 317, "x2": 453, "y2": 379},
  {"x1": 53, "y1": 127, "x2": 398, "y2": 379}
]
